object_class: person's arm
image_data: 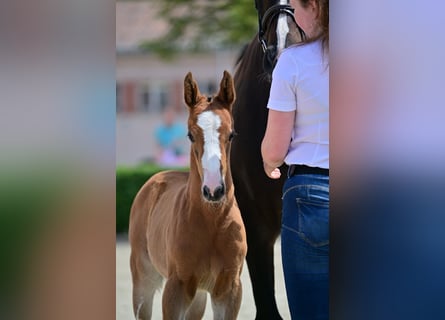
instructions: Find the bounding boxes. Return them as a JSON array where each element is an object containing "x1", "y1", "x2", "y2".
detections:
[{"x1": 261, "y1": 109, "x2": 295, "y2": 179}]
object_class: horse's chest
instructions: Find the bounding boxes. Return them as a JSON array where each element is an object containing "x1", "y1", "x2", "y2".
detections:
[
  {"x1": 174, "y1": 224, "x2": 242, "y2": 269},
  {"x1": 166, "y1": 211, "x2": 246, "y2": 286},
  {"x1": 177, "y1": 233, "x2": 236, "y2": 263},
  {"x1": 194, "y1": 252, "x2": 241, "y2": 292}
]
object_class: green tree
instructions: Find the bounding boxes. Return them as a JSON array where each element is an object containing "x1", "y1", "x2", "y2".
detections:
[{"x1": 138, "y1": 0, "x2": 258, "y2": 57}]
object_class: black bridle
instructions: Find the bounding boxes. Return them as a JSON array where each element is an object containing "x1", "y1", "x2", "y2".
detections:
[{"x1": 255, "y1": 1, "x2": 305, "y2": 73}]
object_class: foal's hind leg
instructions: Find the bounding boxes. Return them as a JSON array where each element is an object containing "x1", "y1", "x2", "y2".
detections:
[{"x1": 130, "y1": 250, "x2": 163, "y2": 320}]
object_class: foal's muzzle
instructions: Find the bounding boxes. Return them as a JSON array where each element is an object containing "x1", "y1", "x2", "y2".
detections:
[{"x1": 202, "y1": 183, "x2": 225, "y2": 202}]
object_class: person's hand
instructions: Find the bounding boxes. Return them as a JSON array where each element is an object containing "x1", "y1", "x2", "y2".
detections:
[{"x1": 263, "y1": 162, "x2": 281, "y2": 179}]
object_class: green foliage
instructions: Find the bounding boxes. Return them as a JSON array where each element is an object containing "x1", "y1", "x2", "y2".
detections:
[
  {"x1": 0, "y1": 161, "x2": 77, "y2": 310},
  {"x1": 140, "y1": 0, "x2": 258, "y2": 57},
  {"x1": 116, "y1": 164, "x2": 188, "y2": 233}
]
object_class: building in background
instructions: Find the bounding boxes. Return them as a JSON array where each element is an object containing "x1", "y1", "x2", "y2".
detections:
[{"x1": 116, "y1": 1, "x2": 241, "y2": 165}]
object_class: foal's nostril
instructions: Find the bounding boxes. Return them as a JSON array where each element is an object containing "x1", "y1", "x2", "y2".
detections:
[
  {"x1": 202, "y1": 184, "x2": 225, "y2": 201},
  {"x1": 213, "y1": 184, "x2": 225, "y2": 200},
  {"x1": 203, "y1": 185, "x2": 211, "y2": 199}
]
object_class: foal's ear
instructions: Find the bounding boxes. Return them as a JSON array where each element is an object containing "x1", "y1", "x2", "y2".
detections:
[
  {"x1": 216, "y1": 70, "x2": 236, "y2": 109},
  {"x1": 184, "y1": 72, "x2": 201, "y2": 108}
]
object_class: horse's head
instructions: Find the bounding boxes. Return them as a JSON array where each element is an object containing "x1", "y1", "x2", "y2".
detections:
[
  {"x1": 184, "y1": 71, "x2": 236, "y2": 203},
  {"x1": 255, "y1": 0, "x2": 305, "y2": 74}
]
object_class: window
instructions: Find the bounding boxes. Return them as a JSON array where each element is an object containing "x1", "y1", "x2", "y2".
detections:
[
  {"x1": 116, "y1": 83, "x2": 123, "y2": 113},
  {"x1": 139, "y1": 83, "x2": 150, "y2": 112}
]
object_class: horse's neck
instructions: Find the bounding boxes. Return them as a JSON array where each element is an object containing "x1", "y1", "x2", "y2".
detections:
[
  {"x1": 233, "y1": 40, "x2": 271, "y2": 138},
  {"x1": 235, "y1": 39, "x2": 263, "y2": 80}
]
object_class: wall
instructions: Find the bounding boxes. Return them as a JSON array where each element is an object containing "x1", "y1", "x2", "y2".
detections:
[{"x1": 116, "y1": 49, "x2": 240, "y2": 166}]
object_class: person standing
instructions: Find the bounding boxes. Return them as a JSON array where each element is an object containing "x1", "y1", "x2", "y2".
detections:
[
  {"x1": 261, "y1": 0, "x2": 329, "y2": 318},
  {"x1": 154, "y1": 107, "x2": 188, "y2": 167}
]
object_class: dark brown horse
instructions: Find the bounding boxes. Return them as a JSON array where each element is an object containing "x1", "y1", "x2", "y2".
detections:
[{"x1": 230, "y1": 1, "x2": 304, "y2": 319}]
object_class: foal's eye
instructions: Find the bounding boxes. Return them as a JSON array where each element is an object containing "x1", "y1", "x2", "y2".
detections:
[
  {"x1": 228, "y1": 131, "x2": 236, "y2": 141},
  {"x1": 187, "y1": 132, "x2": 195, "y2": 142}
]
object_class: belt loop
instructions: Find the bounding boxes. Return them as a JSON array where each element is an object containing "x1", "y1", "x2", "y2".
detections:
[{"x1": 287, "y1": 164, "x2": 295, "y2": 178}]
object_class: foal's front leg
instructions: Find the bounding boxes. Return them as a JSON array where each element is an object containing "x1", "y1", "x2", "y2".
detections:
[
  {"x1": 211, "y1": 273, "x2": 243, "y2": 320},
  {"x1": 162, "y1": 276, "x2": 197, "y2": 320}
]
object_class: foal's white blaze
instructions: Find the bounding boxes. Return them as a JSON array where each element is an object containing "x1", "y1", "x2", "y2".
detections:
[
  {"x1": 197, "y1": 111, "x2": 223, "y2": 195},
  {"x1": 277, "y1": 0, "x2": 290, "y2": 53}
]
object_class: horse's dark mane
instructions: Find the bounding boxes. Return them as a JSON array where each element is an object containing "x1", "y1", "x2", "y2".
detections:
[
  {"x1": 234, "y1": 34, "x2": 271, "y2": 85},
  {"x1": 234, "y1": 43, "x2": 248, "y2": 68}
]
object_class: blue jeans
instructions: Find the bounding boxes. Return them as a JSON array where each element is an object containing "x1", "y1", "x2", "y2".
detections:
[{"x1": 281, "y1": 174, "x2": 329, "y2": 319}]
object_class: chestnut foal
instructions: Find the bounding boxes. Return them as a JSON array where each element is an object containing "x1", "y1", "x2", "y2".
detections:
[{"x1": 129, "y1": 71, "x2": 247, "y2": 320}]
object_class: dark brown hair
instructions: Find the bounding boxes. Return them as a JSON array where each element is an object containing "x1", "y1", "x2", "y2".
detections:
[{"x1": 300, "y1": 0, "x2": 329, "y2": 53}]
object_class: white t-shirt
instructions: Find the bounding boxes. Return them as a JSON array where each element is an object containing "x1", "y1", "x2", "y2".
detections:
[{"x1": 267, "y1": 40, "x2": 329, "y2": 169}]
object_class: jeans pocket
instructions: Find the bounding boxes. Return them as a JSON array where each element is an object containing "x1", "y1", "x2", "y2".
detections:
[{"x1": 296, "y1": 198, "x2": 329, "y2": 247}]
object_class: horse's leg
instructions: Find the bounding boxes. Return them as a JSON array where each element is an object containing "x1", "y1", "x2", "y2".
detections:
[
  {"x1": 211, "y1": 273, "x2": 243, "y2": 320},
  {"x1": 210, "y1": 279, "x2": 242, "y2": 320},
  {"x1": 242, "y1": 209, "x2": 282, "y2": 320},
  {"x1": 162, "y1": 276, "x2": 196, "y2": 319},
  {"x1": 185, "y1": 290, "x2": 207, "y2": 320},
  {"x1": 130, "y1": 250, "x2": 163, "y2": 320}
]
